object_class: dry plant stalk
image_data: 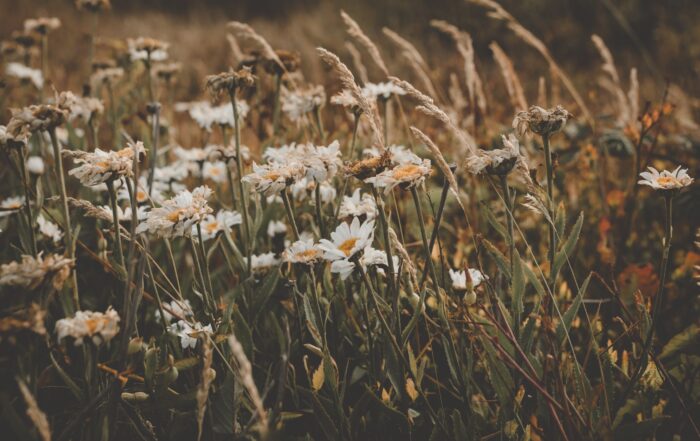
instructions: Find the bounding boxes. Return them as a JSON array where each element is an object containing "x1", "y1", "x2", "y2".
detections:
[
  {"x1": 591, "y1": 34, "x2": 631, "y2": 125},
  {"x1": 228, "y1": 334, "x2": 268, "y2": 436},
  {"x1": 490, "y1": 42, "x2": 528, "y2": 112},
  {"x1": 317, "y1": 47, "x2": 385, "y2": 148},
  {"x1": 226, "y1": 33, "x2": 244, "y2": 67},
  {"x1": 344, "y1": 41, "x2": 369, "y2": 85},
  {"x1": 17, "y1": 379, "x2": 51, "y2": 441},
  {"x1": 390, "y1": 76, "x2": 477, "y2": 154},
  {"x1": 388, "y1": 227, "x2": 418, "y2": 290},
  {"x1": 196, "y1": 336, "x2": 215, "y2": 441},
  {"x1": 430, "y1": 20, "x2": 487, "y2": 116},
  {"x1": 340, "y1": 10, "x2": 389, "y2": 78},
  {"x1": 537, "y1": 76, "x2": 548, "y2": 106},
  {"x1": 227, "y1": 21, "x2": 283, "y2": 71},
  {"x1": 382, "y1": 27, "x2": 438, "y2": 99},
  {"x1": 469, "y1": 0, "x2": 594, "y2": 126}
]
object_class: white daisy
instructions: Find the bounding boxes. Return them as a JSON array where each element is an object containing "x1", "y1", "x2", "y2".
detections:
[
  {"x1": 156, "y1": 299, "x2": 193, "y2": 323},
  {"x1": 26, "y1": 156, "x2": 45, "y2": 175},
  {"x1": 281, "y1": 85, "x2": 325, "y2": 122},
  {"x1": 362, "y1": 82, "x2": 405, "y2": 100},
  {"x1": 55, "y1": 307, "x2": 120, "y2": 346},
  {"x1": 319, "y1": 217, "x2": 375, "y2": 262},
  {"x1": 242, "y1": 162, "x2": 304, "y2": 196},
  {"x1": 168, "y1": 320, "x2": 211, "y2": 350},
  {"x1": 339, "y1": 189, "x2": 377, "y2": 220},
  {"x1": 449, "y1": 268, "x2": 487, "y2": 291},
  {"x1": 136, "y1": 186, "x2": 213, "y2": 238},
  {"x1": 250, "y1": 252, "x2": 281, "y2": 273},
  {"x1": 364, "y1": 158, "x2": 432, "y2": 194},
  {"x1": 267, "y1": 220, "x2": 287, "y2": 238},
  {"x1": 6, "y1": 62, "x2": 43, "y2": 89},
  {"x1": 67, "y1": 141, "x2": 145, "y2": 186},
  {"x1": 466, "y1": 134, "x2": 522, "y2": 176},
  {"x1": 0, "y1": 196, "x2": 25, "y2": 217},
  {"x1": 283, "y1": 239, "x2": 323, "y2": 265},
  {"x1": 329, "y1": 246, "x2": 398, "y2": 280},
  {"x1": 196, "y1": 210, "x2": 242, "y2": 241},
  {"x1": 203, "y1": 161, "x2": 229, "y2": 184},
  {"x1": 638, "y1": 166, "x2": 694, "y2": 191},
  {"x1": 37, "y1": 214, "x2": 63, "y2": 243}
]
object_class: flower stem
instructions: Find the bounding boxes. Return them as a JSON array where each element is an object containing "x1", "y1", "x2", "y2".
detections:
[
  {"x1": 411, "y1": 186, "x2": 440, "y2": 294},
  {"x1": 272, "y1": 72, "x2": 282, "y2": 137},
  {"x1": 281, "y1": 188, "x2": 300, "y2": 241},
  {"x1": 314, "y1": 180, "x2": 326, "y2": 238},
  {"x1": 542, "y1": 134, "x2": 556, "y2": 278},
  {"x1": 197, "y1": 223, "x2": 216, "y2": 312},
  {"x1": 419, "y1": 169, "x2": 452, "y2": 289},
  {"x1": 501, "y1": 174, "x2": 515, "y2": 269},
  {"x1": 230, "y1": 88, "x2": 252, "y2": 271},
  {"x1": 48, "y1": 127, "x2": 79, "y2": 308},
  {"x1": 313, "y1": 105, "x2": 326, "y2": 143},
  {"x1": 106, "y1": 179, "x2": 125, "y2": 268},
  {"x1": 147, "y1": 104, "x2": 160, "y2": 195},
  {"x1": 370, "y1": 188, "x2": 397, "y2": 304},
  {"x1": 16, "y1": 147, "x2": 37, "y2": 256}
]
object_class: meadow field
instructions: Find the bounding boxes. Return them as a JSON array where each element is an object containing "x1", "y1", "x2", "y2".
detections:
[{"x1": 0, "y1": 0, "x2": 698, "y2": 440}]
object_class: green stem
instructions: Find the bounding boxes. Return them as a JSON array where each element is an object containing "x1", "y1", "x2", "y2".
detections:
[
  {"x1": 230, "y1": 88, "x2": 252, "y2": 272},
  {"x1": 147, "y1": 104, "x2": 160, "y2": 195},
  {"x1": 16, "y1": 147, "x2": 37, "y2": 256},
  {"x1": 281, "y1": 189, "x2": 300, "y2": 241},
  {"x1": 313, "y1": 105, "x2": 326, "y2": 143},
  {"x1": 49, "y1": 127, "x2": 79, "y2": 308},
  {"x1": 272, "y1": 72, "x2": 282, "y2": 137},
  {"x1": 370, "y1": 187, "x2": 397, "y2": 303},
  {"x1": 106, "y1": 179, "x2": 125, "y2": 268},
  {"x1": 314, "y1": 180, "x2": 326, "y2": 238},
  {"x1": 197, "y1": 223, "x2": 216, "y2": 312},
  {"x1": 542, "y1": 134, "x2": 556, "y2": 279},
  {"x1": 411, "y1": 186, "x2": 440, "y2": 294},
  {"x1": 501, "y1": 174, "x2": 515, "y2": 270}
]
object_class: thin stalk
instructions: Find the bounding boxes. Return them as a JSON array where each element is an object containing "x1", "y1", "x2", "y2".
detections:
[
  {"x1": 271, "y1": 72, "x2": 282, "y2": 137},
  {"x1": 49, "y1": 127, "x2": 79, "y2": 308},
  {"x1": 312, "y1": 105, "x2": 326, "y2": 142},
  {"x1": 107, "y1": 81, "x2": 118, "y2": 146},
  {"x1": 281, "y1": 189, "x2": 300, "y2": 240},
  {"x1": 348, "y1": 111, "x2": 360, "y2": 160},
  {"x1": 308, "y1": 267, "x2": 327, "y2": 346},
  {"x1": 16, "y1": 147, "x2": 37, "y2": 256},
  {"x1": 147, "y1": 104, "x2": 160, "y2": 195},
  {"x1": 197, "y1": 223, "x2": 216, "y2": 312},
  {"x1": 106, "y1": 179, "x2": 125, "y2": 268},
  {"x1": 230, "y1": 88, "x2": 252, "y2": 271},
  {"x1": 419, "y1": 171, "x2": 451, "y2": 289},
  {"x1": 411, "y1": 186, "x2": 439, "y2": 294},
  {"x1": 542, "y1": 134, "x2": 556, "y2": 278},
  {"x1": 314, "y1": 180, "x2": 326, "y2": 238},
  {"x1": 225, "y1": 160, "x2": 238, "y2": 211},
  {"x1": 370, "y1": 187, "x2": 397, "y2": 306},
  {"x1": 501, "y1": 174, "x2": 515, "y2": 269}
]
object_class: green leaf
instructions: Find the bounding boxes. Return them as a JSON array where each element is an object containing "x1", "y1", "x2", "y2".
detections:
[
  {"x1": 511, "y1": 250, "x2": 526, "y2": 328},
  {"x1": 482, "y1": 238, "x2": 511, "y2": 280},
  {"x1": 556, "y1": 274, "x2": 591, "y2": 345},
  {"x1": 552, "y1": 211, "x2": 584, "y2": 280},
  {"x1": 50, "y1": 352, "x2": 85, "y2": 402},
  {"x1": 401, "y1": 289, "x2": 426, "y2": 347},
  {"x1": 480, "y1": 202, "x2": 507, "y2": 241},
  {"x1": 659, "y1": 324, "x2": 699, "y2": 360},
  {"x1": 481, "y1": 336, "x2": 514, "y2": 408},
  {"x1": 251, "y1": 266, "x2": 280, "y2": 323},
  {"x1": 554, "y1": 201, "x2": 566, "y2": 238},
  {"x1": 231, "y1": 307, "x2": 253, "y2": 359},
  {"x1": 523, "y1": 258, "x2": 546, "y2": 300}
]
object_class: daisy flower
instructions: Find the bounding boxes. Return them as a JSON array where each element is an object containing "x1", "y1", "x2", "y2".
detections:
[
  {"x1": 0, "y1": 253, "x2": 74, "y2": 290},
  {"x1": 127, "y1": 37, "x2": 168, "y2": 62},
  {"x1": 203, "y1": 161, "x2": 229, "y2": 184},
  {"x1": 6, "y1": 62, "x2": 43, "y2": 89},
  {"x1": 168, "y1": 320, "x2": 211, "y2": 350},
  {"x1": 67, "y1": 141, "x2": 145, "y2": 186},
  {"x1": 365, "y1": 158, "x2": 432, "y2": 194},
  {"x1": 513, "y1": 105, "x2": 572, "y2": 137},
  {"x1": 329, "y1": 246, "x2": 398, "y2": 280},
  {"x1": 362, "y1": 81, "x2": 405, "y2": 100},
  {"x1": 281, "y1": 85, "x2": 325, "y2": 122},
  {"x1": 319, "y1": 217, "x2": 375, "y2": 262},
  {"x1": 242, "y1": 162, "x2": 304, "y2": 196},
  {"x1": 304, "y1": 140, "x2": 342, "y2": 181},
  {"x1": 338, "y1": 189, "x2": 377, "y2": 220},
  {"x1": 37, "y1": 214, "x2": 63, "y2": 243},
  {"x1": 136, "y1": 186, "x2": 213, "y2": 238},
  {"x1": 638, "y1": 166, "x2": 693, "y2": 191},
  {"x1": 99, "y1": 205, "x2": 149, "y2": 223},
  {"x1": 267, "y1": 220, "x2": 287, "y2": 238},
  {"x1": 449, "y1": 268, "x2": 487, "y2": 291},
  {"x1": 250, "y1": 252, "x2": 281, "y2": 273},
  {"x1": 283, "y1": 239, "x2": 323, "y2": 265},
  {"x1": 155, "y1": 299, "x2": 193, "y2": 323},
  {"x1": 196, "y1": 210, "x2": 242, "y2": 241},
  {"x1": 26, "y1": 156, "x2": 45, "y2": 175},
  {"x1": 0, "y1": 196, "x2": 25, "y2": 217},
  {"x1": 55, "y1": 307, "x2": 120, "y2": 346}
]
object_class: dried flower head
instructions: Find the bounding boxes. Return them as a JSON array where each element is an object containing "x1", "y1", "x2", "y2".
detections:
[
  {"x1": 128, "y1": 37, "x2": 168, "y2": 62},
  {"x1": 75, "y1": 0, "x2": 111, "y2": 12},
  {"x1": 513, "y1": 105, "x2": 572, "y2": 137},
  {"x1": 242, "y1": 162, "x2": 305, "y2": 196},
  {"x1": 0, "y1": 253, "x2": 74, "y2": 290},
  {"x1": 58, "y1": 91, "x2": 104, "y2": 122},
  {"x1": 266, "y1": 49, "x2": 300, "y2": 74},
  {"x1": 7, "y1": 104, "x2": 66, "y2": 135},
  {"x1": 365, "y1": 156, "x2": 432, "y2": 194},
  {"x1": 136, "y1": 186, "x2": 213, "y2": 238},
  {"x1": 55, "y1": 307, "x2": 120, "y2": 346},
  {"x1": 205, "y1": 67, "x2": 255, "y2": 97},
  {"x1": 638, "y1": 166, "x2": 693, "y2": 192},
  {"x1": 345, "y1": 150, "x2": 393, "y2": 180},
  {"x1": 24, "y1": 17, "x2": 61, "y2": 35},
  {"x1": 67, "y1": 141, "x2": 145, "y2": 186},
  {"x1": 0, "y1": 303, "x2": 46, "y2": 337},
  {"x1": 283, "y1": 239, "x2": 323, "y2": 265},
  {"x1": 466, "y1": 134, "x2": 522, "y2": 176},
  {"x1": 6, "y1": 63, "x2": 43, "y2": 89},
  {"x1": 154, "y1": 62, "x2": 182, "y2": 81}
]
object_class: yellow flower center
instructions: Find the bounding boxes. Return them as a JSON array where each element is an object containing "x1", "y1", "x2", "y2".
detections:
[
  {"x1": 296, "y1": 249, "x2": 319, "y2": 260},
  {"x1": 136, "y1": 190, "x2": 148, "y2": 202},
  {"x1": 95, "y1": 160, "x2": 110, "y2": 171},
  {"x1": 656, "y1": 176, "x2": 677, "y2": 187},
  {"x1": 204, "y1": 221, "x2": 220, "y2": 234},
  {"x1": 264, "y1": 171, "x2": 282, "y2": 181},
  {"x1": 338, "y1": 237, "x2": 358, "y2": 256},
  {"x1": 166, "y1": 208, "x2": 185, "y2": 222},
  {"x1": 392, "y1": 164, "x2": 421, "y2": 180}
]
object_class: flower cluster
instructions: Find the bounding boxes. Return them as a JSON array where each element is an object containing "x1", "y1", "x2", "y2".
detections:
[
  {"x1": 137, "y1": 186, "x2": 213, "y2": 238},
  {"x1": 55, "y1": 307, "x2": 120, "y2": 346}
]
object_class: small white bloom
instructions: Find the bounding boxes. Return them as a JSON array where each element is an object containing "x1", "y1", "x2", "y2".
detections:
[
  {"x1": 362, "y1": 82, "x2": 405, "y2": 100},
  {"x1": 267, "y1": 220, "x2": 287, "y2": 238},
  {"x1": 37, "y1": 214, "x2": 63, "y2": 243},
  {"x1": 242, "y1": 162, "x2": 304, "y2": 196},
  {"x1": 319, "y1": 217, "x2": 375, "y2": 262},
  {"x1": 365, "y1": 158, "x2": 432, "y2": 194},
  {"x1": 68, "y1": 141, "x2": 145, "y2": 186},
  {"x1": 638, "y1": 166, "x2": 693, "y2": 191},
  {"x1": 339, "y1": 189, "x2": 377, "y2": 220},
  {"x1": 203, "y1": 161, "x2": 229, "y2": 184},
  {"x1": 168, "y1": 320, "x2": 211, "y2": 350},
  {"x1": 156, "y1": 299, "x2": 193, "y2": 323},
  {"x1": 0, "y1": 196, "x2": 25, "y2": 217},
  {"x1": 449, "y1": 268, "x2": 487, "y2": 291},
  {"x1": 55, "y1": 307, "x2": 120, "y2": 346},
  {"x1": 6, "y1": 62, "x2": 43, "y2": 89},
  {"x1": 26, "y1": 156, "x2": 45, "y2": 175},
  {"x1": 250, "y1": 252, "x2": 281, "y2": 273},
  {"x1": 281, "y1": 85, "x2": 325, "y2": 122},
  {"x1": 196, "y1": 210, "x2": 242, "y2": 241},
  {"x1": 136, "y1": 186, "x2": 213, "y2": 238},
  {"x1": 283, "y1": 239, "x2": 322, "y2": 265}
]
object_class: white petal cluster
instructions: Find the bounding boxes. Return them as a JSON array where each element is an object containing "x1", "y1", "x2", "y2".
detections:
[
  {"x1": 362, "y1": 82, "x2": 405, "y2": 100},
  {"x1": 0, "y1": 196, "x2": 25, "y2": 217},
  {"x1": 175, "y1": 100, "x2": 249, "y2": 131},
  {"x1": 195, "y1": 210, "x2": 242, "y2": 240},
  {"x1": 465, "y1": 134, "x2": 522, "y2": 176},
  {"x1": 638, "y1": 166, "x2": 693, "y2": 191},
  {"x1": 242, "y1": 162, "x2": 305, "y2": 196},
  {"x1": 68, "y1": 141, "x2": 145, "y2": 186},
  {"x1": 0, "y1": 253, "x2": 73, "y2": 290},
  {"x1": 338, "y1": 189, "x2": 377, "y2": 220},
  {"x1": 169, "y1": 320, "x2": 211, "y2": 350},
  {"x1": 251, "y1": 252, "x2": 281, "y2": 273},
  {"x1": 283, "y1": 239, "x2": 323, "y2": 265},
  {"x1": 6, "y1": 62, "x2": 43, "y2": 89},
  {"x1": 319, "y1": 218, "x2": 375, "y2": 279},
  {"x1": 136, "y1": 186, "x2": 213, "y2": 238},
  {"x1": 364, "y1": 156, "x2": 431, "y2": 194},
  {"x1": 55, "y1": 307, "x2": 120, "y2": 346},
  {"x1": 281, "y1": 85, "x2": 325, "y2": 122},
  {"x1": 449, "y1": 268, "x2": 487, "y2": 291},
  {"x1": 37, "y1": 214, "x2": 63, "y2": 243}
]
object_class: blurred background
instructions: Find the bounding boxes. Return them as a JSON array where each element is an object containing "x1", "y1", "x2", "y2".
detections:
[{"x1": 2, "y1": 0, "x2": 699, "y2": 99}]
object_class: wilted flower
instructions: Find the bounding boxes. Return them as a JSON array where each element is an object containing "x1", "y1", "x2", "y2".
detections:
[
  {"x1": 251, "y1": 252, "x2": 281, "y2": 273},
  {"x1": 6, "y1": 63, "x2": 43, "y2": 89},
  {"x1": 0, "y1": 253, "x2": 74, "y2": 290},
  {"x1": 196, "y1": 210, "x2": 242, "y2": 241},
  {"x1": 67, "y1": 141, "x2": 145, "y2": 186},
  {"x1": 329, "y1": 246, "x2": 397, "y2": 280},
  {"x1": 319, "y1": 217, "x2": 375, "y2": 263},
  {"x1": 640, "y1": 360, "x2": 664, "y2": 390},
  {"x1": 513, "y1": 105, "x2": 572, "y2": 137},
  {"x1": 339, "y1": 189, "x2": 377, "y2": 220},
  {"x1": 26, "y1": 156, "x2": 45, "y2": 175},
  {"x1": 638, "y1": 166, "x2": 693, "y2": 191},
  {"x1": 55, "y1": 307, "x2": 120, "y2": 346},
  {"x1": 362, "y1": 82, "x2": 405, "y2": 100},
  {"x1": 136, "y1": 186, "x2": 213, "y2": 238},
  {"x1": 91, "y1": 67, "x2": 124, "y2": 86},
  {"x1": 154, "y1": 62, "x2": 182, "y2": 81},
  {"x1": 466, "y1": 134, "x2": 523, "y2": 176},
  {"x1": 267, "y1": 220, "x2": 287, "y2": 238},
  {"x1": 7, "y1": 104, "x2": 66, "y2": 135},
  {"x1": 283, "y1": 239, "x2": 323, "y2": 265},
  {"x1": 281, "y1": 85, "x2": 325, "y2": 122},
  {"x1": 0, "y1": 124, "x2": 28, "y2": 149},
  {"x1": 175, "y1": 101, "x2": 249, "y2": 131},
  {"x1": 0, "y1": 196, "x2": 25, "y2": 217},
  {"x1": 449, "y1": 268, "x2": 488, "y2": 306},
  {"x1": 57, "y1": 91, "x2": 104, "y2": 122},
  {"x1": 169, "y1": 320, "x2": 211, "y2": 350},
  {"x1": 75, "y1": 0, "x2": 111, "y2": 13},
  {"x1": 205, "y1": 67, "x2": 255, "y2": 96},
  {"x1": 24, "y1": 17, "x2": 61, "y2": 35},
  {"x1": 242, "y1": 162, "x2": 304, "y2": 196},
  {"x1": 128, "y1": 37, "x2": 168, "y2": 62},
  {"x1": 365, "y1": 157, "x2": 431, "y2": 194},
  {"x1": 37, "y1": 214, "x2": 63, "y2": 243},
  {"x1": 345, "y1": 150, "x2": 393, "y2": 180}
]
